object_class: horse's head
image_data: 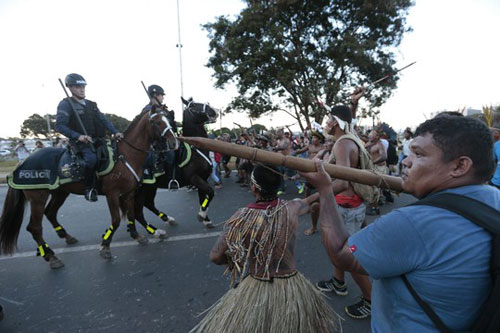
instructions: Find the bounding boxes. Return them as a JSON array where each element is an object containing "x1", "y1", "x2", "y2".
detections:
[
  {"x1": 181, "y1": 97, "x2": 218, "y2": 124},
  {"x1": 149, "y1": 108, "x2": 179, "y2": 150}
]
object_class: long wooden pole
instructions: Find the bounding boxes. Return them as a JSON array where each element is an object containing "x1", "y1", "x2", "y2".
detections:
[{"x1": 179, "y1": 136, "x2": 403, "y2": 192}]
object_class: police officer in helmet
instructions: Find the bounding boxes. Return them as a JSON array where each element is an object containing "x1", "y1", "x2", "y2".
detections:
[
  {"x1": 144, "y1": 84, "x2": 178, "y2": 189},
  {"x1": 55, "y1": 73, "x2": 124, "y2": 202}
]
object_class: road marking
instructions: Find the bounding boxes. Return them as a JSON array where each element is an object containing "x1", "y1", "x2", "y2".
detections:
[
  {"x1": 0, "y1": 296, "x2": 24, "y2": 305},
  {"x1": 0, "y1": 231, "x2": 222, "y2": 261}
]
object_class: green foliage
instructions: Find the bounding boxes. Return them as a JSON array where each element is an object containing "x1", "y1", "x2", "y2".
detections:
[
  {"x1": 204, "y1": 0, "x2": 413, "y2": 129},
  {"x1": 105, "y1": 113, "x2": 131, "y2": 133},
  {"x1": 20, "y1": 114, "x2": 56, "y2": 138}
]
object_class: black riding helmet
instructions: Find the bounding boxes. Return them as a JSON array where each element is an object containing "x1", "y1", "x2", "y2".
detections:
[
  {"x1": 65, "y1": 73, "x2": 87, "y2": 87},
  {"x1": 148, "y1": 85, "x2": 165, "y2": 97}
]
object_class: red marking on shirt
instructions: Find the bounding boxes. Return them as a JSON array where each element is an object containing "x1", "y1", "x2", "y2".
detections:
[{"x1": 349, "y1": 244, "x2": 357, "y2": 253}]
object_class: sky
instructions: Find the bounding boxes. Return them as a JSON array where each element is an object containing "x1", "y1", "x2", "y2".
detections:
[{"x1": 0, "y1": 0, "x2": 499, "y2": 138}]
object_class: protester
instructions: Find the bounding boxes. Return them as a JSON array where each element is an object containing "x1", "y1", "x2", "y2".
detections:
[
  {"x1": 191, "y1": 164, "x2": 341, "y2": 332},
  {"x1": 399, "y1": 128, "x2": 413, "y2": 175},
  {"x1": 312, "y1": 97, "x2": 374, "y2": 319},
  {"x1": 365, "y1": 130, "x2": 387, "y2": 215},
  {"x1": 303, "y1": 115, "x2": 500, "y2": 331},
  {"x1": 273, "y1": 128, "x2": 290, "y2": 195},
  {"x1": 490, "y1": 127, "x2": 500, "y2": 190},
  {"x1": 13, "y1": 140, "x2": 30, "y2": 162}
]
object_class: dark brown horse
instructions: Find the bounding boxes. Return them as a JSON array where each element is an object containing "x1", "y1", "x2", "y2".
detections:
[
  {"x1": 129, "y1": 97, "x2": 218, "y2": 238},
  {"x1": 0, "y1": 108, "x2": 178, "y2": 269}
]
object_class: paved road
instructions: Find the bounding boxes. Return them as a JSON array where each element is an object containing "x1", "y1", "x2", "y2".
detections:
[{"x1": 0, "y1": 177, "x2": 416, "y2": 332}]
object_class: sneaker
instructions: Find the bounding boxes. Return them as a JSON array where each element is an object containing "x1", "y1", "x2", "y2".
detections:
[
  {"x1": 345, "y1": 297, "x2": 371, "y2": 319},
  {"x1": 277, "y1": 190, "x2": 284, "y2": 196},
  {"x1": 298, "y1": 183, "x2": 305, "y2": 194},
  {"x1": 85, "y1": 188, "x2": 98, "y2": 202},
  {"x1": 214, "y1": 183, "x2": 222, "y2": 189},
  {"x1": 315, "y1": 278, "x2": 348, "y2": 296}
]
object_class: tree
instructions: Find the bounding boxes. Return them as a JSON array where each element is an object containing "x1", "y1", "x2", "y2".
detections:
[
  {"x1": 104, "y1": 113, "x2": 131, "y2": 133},
  {"x1": 204, "y1": 0, "x2": 413, "y2": 131},
  {"x1": 20, "y1": 113, "x2": 56, "y2": 138}
]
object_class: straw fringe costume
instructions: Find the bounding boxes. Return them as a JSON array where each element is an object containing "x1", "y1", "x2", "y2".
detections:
[{"x1": 191, "y1": 199, "x2": 341, "y2": 333}]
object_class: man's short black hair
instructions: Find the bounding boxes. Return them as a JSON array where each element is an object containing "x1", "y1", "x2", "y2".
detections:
[
  {"x1": 329, "y1": 105, "x2": 352, "y2": 123},
  {"x1": 415, "y1": 115, "x2": 495, "y2": 182}
]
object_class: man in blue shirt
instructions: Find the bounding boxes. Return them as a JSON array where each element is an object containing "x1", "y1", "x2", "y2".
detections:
[
  {"x1": 303, "y1": 116, "x2": 499, "y2": 331},
  {"x1": 490, "y1": 128, "x2": 500, "y2": 189},
  {"x1": 55, "y1": 73, "x2": 123, "y2": 201}
]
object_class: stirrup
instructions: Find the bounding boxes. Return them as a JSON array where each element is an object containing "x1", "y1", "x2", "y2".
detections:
[{"x1": 168, "y1": 179, "x2": 179, "y2": 191}]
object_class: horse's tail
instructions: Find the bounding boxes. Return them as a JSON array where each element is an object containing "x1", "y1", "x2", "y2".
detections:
[{"x1": 0, "y1": 187, "x2": 26, "y2": 255}]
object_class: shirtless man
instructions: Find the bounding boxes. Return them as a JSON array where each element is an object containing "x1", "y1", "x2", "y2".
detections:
[
  {"x1": 273, "y1": 128, "x2": 291, "y2": 194},
  {"x1": 191, "y1": 165, "x2": 340, "y2": 332},
  {"x1": 365, "y1": 130, "x2": 387, "y2": 215},
  {"x1": 312, "y1": 87, "x2": 374, "y2": 319},
  {"x1": 295, "y1": 130, "x2": 325, "y2": 159}
]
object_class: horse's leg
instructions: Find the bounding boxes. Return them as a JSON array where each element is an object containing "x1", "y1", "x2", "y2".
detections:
[
  {"x1": 143, "y1": 184, "x2": 177, "y2": 225},
  {"x1": 24, "y1": 191, "x2": 64, "y2": 269},
  {"x1": 191, "y1": 175, "x2": 215, "y2": 228},
  {"x1": 134, "y1": 186, "x2": 168, "y2": 240},
  {"x1": 100, "y1": 193, "x2": 123, "y2": 259},
  {"x1": 123, "y1": 191, "x2": 148, "y2": 245},
  {"x1": 44, "y1": 190, "x2": 78, "y2": 245}
]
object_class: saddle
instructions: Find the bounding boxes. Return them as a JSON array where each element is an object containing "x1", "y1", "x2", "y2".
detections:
[
  {"x1": 141, "y1": 143, "x2": 192, "y2": 185},
  {"x1": 7, "y1": 143, "x2": 115, "y2": 190}
]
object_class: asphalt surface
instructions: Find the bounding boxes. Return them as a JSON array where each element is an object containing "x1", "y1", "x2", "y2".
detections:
[{"x1": 0, "y1": 175, "x2": 416, "y2": 332}]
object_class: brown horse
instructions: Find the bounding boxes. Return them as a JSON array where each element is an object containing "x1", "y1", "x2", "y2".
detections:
[{"x1": 0, "y1": 108, "x2": 178, "y2": 269}]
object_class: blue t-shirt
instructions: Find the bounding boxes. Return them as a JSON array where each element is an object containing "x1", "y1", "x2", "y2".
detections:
[
  {"x1": 349, "y1": 185, "x2": 500, "y2": 332},
  {"x1": 491, "y1": 141, "x2": 500, "y2": 185}
]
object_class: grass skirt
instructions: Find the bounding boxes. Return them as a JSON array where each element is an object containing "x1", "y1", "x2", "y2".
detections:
[{"x1": 190, "y1": 272, "x2": 342, "y2": 332}]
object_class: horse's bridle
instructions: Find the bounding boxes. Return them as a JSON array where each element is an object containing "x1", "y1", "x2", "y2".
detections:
[
  {"x1": 186, "y1": 101, "x2": 218, "y2": 123},
  {"x1": 121, "y1": 111, "x2": 177, "y2": 153}
]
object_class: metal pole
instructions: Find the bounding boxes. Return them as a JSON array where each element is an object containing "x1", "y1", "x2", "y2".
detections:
[{"x1": 176, "y1": 0, "x2": 185, "y2": 113}]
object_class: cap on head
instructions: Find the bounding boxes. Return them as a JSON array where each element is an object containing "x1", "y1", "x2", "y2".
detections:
[
  {"x1": 65, "y1": 73, "x2": 87, "y2": 87},
  {"x1": 148, "y1": 85, "x2": 165, "y2": 97}
]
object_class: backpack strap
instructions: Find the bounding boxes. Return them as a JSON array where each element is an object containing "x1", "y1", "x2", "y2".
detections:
[{"x1": 403, "y1": 192, "x2": 500, "y2": 333}]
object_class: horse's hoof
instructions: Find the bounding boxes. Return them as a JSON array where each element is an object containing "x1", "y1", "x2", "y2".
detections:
[
  {"x1": 65, "y1": 235, "x2": 78, "y2": 245},
  {"x1": 100, "y1": 246, "x2": 112, "y2": 259},
  {"x1": 166, "y1": 216, "x2": 178, "y2": 226},
  {"x1": 136, "y1": 235, "x2": 149, "y2": 245},
  {"x1": 153, "y1": 229, "x2": 168, "y2": 239},
  {"x1": 49, "y1": 256, "x2": 65, "y2": 269},
  {"x1": 203, "y1": 221, "x2": 215, "y2": 229}
]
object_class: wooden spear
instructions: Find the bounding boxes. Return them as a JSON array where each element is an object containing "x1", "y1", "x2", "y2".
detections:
[{"x1": 179, "y1": 136, "x2": 403, "y2": 192}]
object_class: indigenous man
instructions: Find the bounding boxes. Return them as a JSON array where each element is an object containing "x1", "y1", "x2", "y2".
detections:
[
  {"x1": 312, "y1": 98, "x2": 374, "y2": 319},
  {"x1": 55, "y1": 73, "x2": 123, "y2": 202},
  {"x1": 365, "y1": 130, "x2": 388, "y2": 215},
  {"x1": 191, "y1": 164, "x2": 340, "y2": 332},
  {"x1": 303, "y1": 115, "x2": 500, "y2": 331},
  {"x1": 144, "y1": 84, "x2": 178, "y2": 189},
  {"x1": 273, "y1": 128, "x2": 291, "y2": 195}
]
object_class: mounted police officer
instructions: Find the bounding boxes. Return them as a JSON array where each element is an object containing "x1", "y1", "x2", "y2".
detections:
[
  {"x1": 144, "y1": 84, "x2": 178, "y2": 189},
  {"x1": 55, "y1": 73, "x2": 124, "y2": 202}
]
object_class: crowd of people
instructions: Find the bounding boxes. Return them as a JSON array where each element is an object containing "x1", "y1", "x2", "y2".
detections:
[{"x1": 194, "y1": 91, "x2": 500, "y2": 332}]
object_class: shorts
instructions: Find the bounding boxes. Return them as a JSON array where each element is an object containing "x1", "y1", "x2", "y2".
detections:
[{"x1": 337, "y1": 203, "x2": 366, "y2": 235}]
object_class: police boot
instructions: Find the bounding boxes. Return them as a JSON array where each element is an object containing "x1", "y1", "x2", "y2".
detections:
[
  {"x1": 167, "y1": 162, "x2": 179, "y2": 190},
  {"x1": 84, "y1": 171, "x2": 98, "y2": 202}
]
